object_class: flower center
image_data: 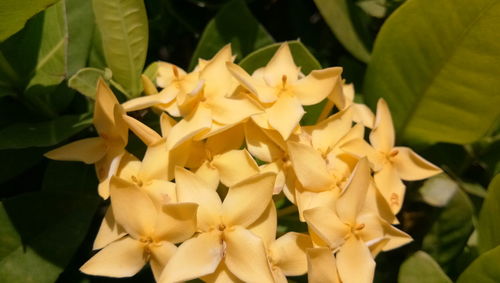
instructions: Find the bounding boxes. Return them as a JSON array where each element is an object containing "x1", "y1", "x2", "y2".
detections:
[
  {"x1": 131, "y1": 175, "x2": 143, "y2": 187},
  {"x1": 218, "y1": 224, "x2": 226, "y2": 232}
]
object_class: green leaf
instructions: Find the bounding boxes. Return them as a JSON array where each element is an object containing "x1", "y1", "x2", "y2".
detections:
[
  {"x1": 0, "y1": 113, "x2": 92, "y2": 150},
  {"x1": 478, "y1": 174, "x2": 500, "y2": 254},
  {"x1": 0, "y1": 0, "x2": 59, "y2": 42},
  {"x1": 188, "y1": 0, "x2": 274, "y2": 70},
  {"x1": 422, "y1": 189, "x2": 474, "y2": 269},
  {"x1": 364, "y1": 0, "x2": 500, "y2": 145},
  {"x1": 398, "y1": 251, "x2": 452, "y2": 283},
  {"x1": 68, "y1": 67, "x2": 105, "y2": 98},
  {"x1": 0, "y1": 191, "x2": 99, "y2": 282},
  {"x1": 239, "y1": 41, "x2": 325, "y2": 125},
  {"x1": 92, "y1": 0, "x2": 148, "y2": 98},
  {"x1": 419, "y1": 174, "x2": 458, "y2": 207},
  {"x1": 313, "y1": 0, "x2": 371, "y2": 63},
  {"x1": 457, "y1": 245, "x2": 500, "y2": 283}
]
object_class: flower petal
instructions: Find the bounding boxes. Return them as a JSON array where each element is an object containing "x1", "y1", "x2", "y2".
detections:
[
  {"x1": 392, "y1": 147, "x2": 442, "y2": 181},
  {"x1": 44, "y1": 137, "x2": 106, "y2": 164},
  {"x1": 287, "y1": 141, "x2": 334, "y2": 191},
  {"x1": 307, "y1": 248, "x2": 341, "y2": 283},
  {"x1": 353, "y1": 103, "x2": 375, "y2": 129},
  {"x1": 222, "y1": 172, "x2": 276, "y2": 228},
  {"x1": 94, "y1": 79, "x2": 120, "y2": 138},
  {"x1": 267, "y1": 95, "x2": 304, "y2": 140},
  {"x1": 226, "y1": 62, "x2": 277, "y2": 103},
  {"x1": 294, "y1": 67, "x2": 342, "y2": 106},
  {"x1": 311, "y1": 107, "x2": 353, "y2": 154},
  {"x1": 244, "y1": 119, "x2": 284, "y2": 163},
  {"x1": 160, "y1": 113, "x2": 177, "y2": 137},
  {"x1": 160, "y1": 231, "x2": 224, "y2": 283},
  {"x1": 201, "y1": 45, "x2": 235, "y2": 98},
  {"x1": 166, "y1": 104, "x2": 212, "y2": 150},
  {"x1": 263, "y1": 43, "x2": 300, "y2": 86},
  {"x1": 80, "y1": 236, "x2": 146, "y2": 278},
  {"x1": 212, "y1": 149, "x2": 260, "y2": 187},
  {"x1": 380, "y1": 219, "x2": 413, "y2": 251},
  {"x1": 157, "y1": 62, "x2": 187, "y2": 88},
  {"x1": 374, "y1": 164, "x2": 406, "y2": 214},
  {"x1": 195, "y1": 161, "x2": 220, "y2": 191},
  {"x1": 336, "y1": 237, "x2": 375, "y2": 283},
  {"x1": 270, "y1": 232, "x2": 312, "y2": 276},
  {"x1": 295, "y1": 187, "x2": 338, "y2": 221},
  {"x1": 206, "y1": 124, "x2": 245, "y2": 156},
  {"x1": 303, "y1": 206, "x2": 348, "y2": 249},
  {"x1": 150, "y1": 241, "x2": 177, "y2": 282},
  {"x1": 110, "y1": 176, "x2": 157, "y2": 238},
  {"x1": 175, "y1": 167, "x2": 222, "y2": 230},
  {"x1": 201, "y1": 261, "x2": 242, "y2": 283},
  {"x1": 209, "y1": 93, "x2": 262, "y2": 125},
  {"x1": 224, "y1": 226, "x2": 274, "y2": 283},
  {"x1": 93, "y1": 206, "x2": 127, "y2": 250},
  {"x1": 336, "y1": 158, "x2": 370, "y2": 224},
  {"x1": 122, "y1": 92, "x2": 174, "y2": 112},
  {"x1": 369, "y1": 98, "x2": 395, "y2": 153},
  {"x1": 122, "y1": 114, "x2": 162, "y2": 146},
  {"x1": 142, "y1": 179, "x2": 177, "y2": 208},
  {"x1": 247, "y1": 202, "x2": 277, "y2": 246},
  {"x1": 154, "y1": 202, "x2": 198, "y2": 243}
]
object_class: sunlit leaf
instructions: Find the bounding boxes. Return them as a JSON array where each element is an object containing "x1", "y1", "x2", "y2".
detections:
[
  {"x1": 364, "y1": 0, "x2": 500, "y2": 145},
  {"x1": 398, "y1": 251, "x2": 452, "y2": 283},
  {"x1": 457, "y1": 245, "x2": 500, "y2": 283},
  {"x1": 419, "y1": 174, "x2": 458, "y2": 207},
  {"x1": 478, "y1": 174, "x2": 500, "y2": 254},
  {"x1": 68, "y1": 68, "x2": 106, "y2": 99}
]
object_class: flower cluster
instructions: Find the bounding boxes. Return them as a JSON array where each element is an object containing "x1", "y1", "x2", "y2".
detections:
[{"x1": 45, "y1": 43, "x2": 441, "y2": 283}]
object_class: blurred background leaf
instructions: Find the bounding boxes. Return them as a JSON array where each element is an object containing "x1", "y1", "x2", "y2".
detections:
[
  {"x1": 478, "y1": 174, "x2": 500, "y2": 254},
  {"x1": 398, "y1": 251, "x2": 452, "y2": 283},
  {"x1": 456, "y1": 245, "x2": 500, "y2": 283}
]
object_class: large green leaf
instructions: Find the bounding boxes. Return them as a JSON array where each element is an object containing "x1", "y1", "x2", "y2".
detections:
[
  {"x1": 457, "y1": 245, "x2": 500, "y2": 283},
  {"x1": 68, "y1": 67, "x2": 112, "y2": 99},
  {"x1": 313, "y1": 0, "x2": 371, "y2": 63},
  {"x1": 92, "y1": 0, "x2": 148, "y2": 98},
  {"x1": 364, "y1": 0, "x2": 500, "y2": 145},
  {"x1": 239, "y1": 41, "x2": 325, "y2": 125},
  {"x1": 188, "y1": 0, "x2": 274, "y2": 70},
  {"x1": 0, "y1": 0, "x2": 59, "y2": 42},
  {"x1": 0, "y1": 113, "x2": 92, "y2": 150},
  {"x1": 422, "y1": 189, "x2": 474, "y2": 269},
  {"x1": 478, "y1": 174, "x2": 500, "y2": 253},
  {"x1": 398, "y1": 251, "x2": 452, "y2": 283}
]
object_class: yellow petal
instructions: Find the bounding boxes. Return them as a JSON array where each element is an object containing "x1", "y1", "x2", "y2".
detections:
[
  {"x1": 201, "y1": 45, "x2": 235, "y2": 98},
  {"x1": 166, "y1": 104, "x2": 212, "y2": 150},
  {"x1": 160, "y1": 113, "x2": 177, "y2": 137},
  {"x1": 160, "y1": 231, "x2": 224, "y2": 283},
  {"x1": 80, "y1": 236, "x2": 146, "y2": 277},
  {"x1": 295, "y1": 188, "x2": 337, "y2": 221},
  {"x1": 44, "y1": 137, "x2": 106, "y2": 164},
  {"x1": 208, "y1": 93, "x2": 262, "y2": 125},
  {"x1": 287, "y1": 141, "x2": 334, "y2": 191},
  {"x1": 110, "y1": 176, "x2": 157, "y2": 238},
  {"x1": 139, "y1": 138, "x2": 169, "y2": 181},
  {"x1": 356, "y1": 212, "x2": 385, "y2": 243},
  {"x1": 93, "y1": 206, "x2": 127, "y2": 250},
  {"x1": 167, "y1": 140, "x2": 192, "y2": 180},
  {"x1": 175, "y1": 167, "x2": 222, "y2": 230},
  {"x1": 353, "y1": 103, "x2": 375, "y2": 129},
  {"x1": 224, "y1": 226, "x2": 275, "y2": 283},
  {"x1": 212, "y1": 149, "x2": 260, "y2": 187},
  {"x1": 267, "y1": 95, "x2": 304, "y2": 140},
  {"x1": 247, "y1": 202, "x2": 277, "y2": 246},
  {"x1": 263, "y1": 43, "x2": 300, "y2": 86},
  {"x1": 122, "y1": 114, "x2": 162, "y2": 146},
  {"x1": 244, "y1": 119, "x2": 284, "y2": 163},
  {"x1": 303, "y1": 206, "x2": 348, "y2": 249},
  {"x1": 94, "y1": 79, "x2": 120, "y2": 138},
  {"x1": 340, "y1": 138, "x2": 383, "y2": 171},
  {"x1": 122, "y1": 91, "x2": 175, "y2": 112},
  {"x1": 311, "y1": 107, "x2": 353, "y2": 154},
  {"x1": 294, "y1": 67, "x2": 342, "y2": 106},
  {"x1": 307, "y1": 248, "x2": 341, "y2": 283},
  {"x1": 195, "y1": 161, "x2": 220, "y2": 191},
  {"x1": 226, "y1": 62, "x2": 277, "y2": 103},
  {"x1": 141, "y1": 74, "x2": 158, "y2": 95},
  {"x1": 380, "y1": 219, "x2": 413, "y2": 251},
  {"x1": 115, "y1": 152, "x2": 141, "y2": 181},
  {"x1": 336, "y1": 158, "x2": 370, "y2": 224},
  {"x1": 329, "y1": 76, "x2": 345, "y2": 109},
  {"x1": 150, "y1": 241, "x2": 177, "y2": 282},
  {"x1": 369, "y1": 98, "x2": 395, "y2": 153},
  {"x1": 201, "y1": 261, "x2": 242, "y2": 283},
  {"x1": 142, "y1": 179, "x2": 177, "y2": 208},
  {"x1": 374, "y1": 164, "x2": 406, "y2": 214},
  {"x1": 336, "y1": 237, "x2": 375, "y2": 283},
  {"x1": 153, "y1": 202, "x2": 198, "y2": 244},
  {"x1": 157, "y1": 62, "x2": 187, "y2": 88},
  {"x1": 364, "y1": 181, "x2": 397, "y2": 224},
  {"x1": 221, "y1": 172, "x2": 276, "y2": 228},
  {"x1": 259, "y1": 161, "x2": 287, "y2": 195},
  {"x1": 270, "y1": 232, "x2": 312, "y2": 276},
  {"x1": 392, "y1": 146, "x2": 442, "y2": 181},
  {"x1": 206, "y1": 124, "x2": 245, "y2": 156}
]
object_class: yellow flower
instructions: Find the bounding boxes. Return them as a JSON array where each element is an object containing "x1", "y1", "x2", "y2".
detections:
[
  {"x1": 159, "y1": 168, "x2": 276, "y2": 283},
  {"x1": 227, "y1": 42, "x2": 343, "y2": 140}
]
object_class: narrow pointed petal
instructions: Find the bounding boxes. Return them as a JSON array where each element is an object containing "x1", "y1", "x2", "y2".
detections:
[
  {"x1": 175, "y1": 167, "x2": 222, "y2": 230},
  {"x1": 150, "y1": 242, "x2": 177, "y2": 282},
  {"x1": 80, "y1": 236, "x2": 146, "y2": 277},
  {"x1": 392, "y1": 147, "x2": 442, "y2": 181},
  {"x1": 93, "y1": 206, "x2": 127, "y2": 250},
  {"x1": 195, "y1": 161, "x2": 220, "y2": 191},
  {"x1": 110, "y1": 176, "x2": 157, "y2": 238},
  {"x1": 201, "y1": 45, "x2": 235, "y2": 97},
  {"x1": 167, "y1": 140, "x2": 192, "y2": 180},
  {"x1": 212, "y1": 150, "x2": 260, "y2": 187},
  {"x1": 374, "y1": 164, "x2": 406, "y2": 214},
  {"x1": 154, "y1": 202, "x2": 198, "y2": 243},
  {"x1": 307, "y1": 248, "x2": 341, "y2": 283},
  {"x1": 263, "y1": 43, "x2": 300, "y2": 86},
  {"x1": 303, "y1": 206, "x2": 348, "y2": 248},
  {"x1": 294, "y1": 67, "x2": 342, "y2": 105},
  {"x1": 336, "y1": 237, "x2": 375, "y2": 283},
  {"x1": 336, "y1": 158, "x2": 370, "y2": 224},
  {"x1": 139, "y1": 138, "x2": 169, "y2": 181},
  {"x1": 122, "y1": 92, "x2": 175, "y2": 112},
  {"x1": 166, "y1": 104, "x2": 212, "y2": 150},
  {"x1": 380, "y1": 219, "x2": 413, "y2": 251},
  {"x1": 94, "y1": 79, "x2": 120, "y2": 138},
  {"x1": 287, "y1": 141, "x2": 334, "y2": 191},
  {"x1": 160, "y1": 113, "x2": 177, "y2": 137},
  {"x1": 122, "y1": 115, "x2": 162, "y2": 146},
  {"x1": 206, "y1": 124, "x2": 245, "y2": 156},
  {"x1": 142, "y1": 74, "x2": 158, "y2": 95},
  {"x1": 247, "y1": 202, "x2": 277, "y2": 246},
  {"x1": 270, "y1": 232, "x2": 312, "y2": 276},
  {"x1": 369, "y1": 98, "x2": 395, "y2": 153},
  {"x1": 267, "y1": 95, "x2": 304, "y2": 140},
  {"x1": 225, "y1": 62, "x2": 277, "y2": 103},
  {"x1": 159, "y1": 231, "x2": 223, "y2": 283},
  {"x1": 224, "y1": 226, "x2": 275, "y2": 283},
  {"x1": 44, "y1": 137, "x2": 106, "y2": 164},
  {"x1": 244, "y1": 119, "x2": 284, "y2": 163},
  {"x1": 222, "y1": 172, "x2": 276, "y2": 228},
  {"x1": 311, "y1": 107, "x2": 353, "y2": 154},
  {"x1": 352, "y1": 103, "x2": 375, "y2": 128}
]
